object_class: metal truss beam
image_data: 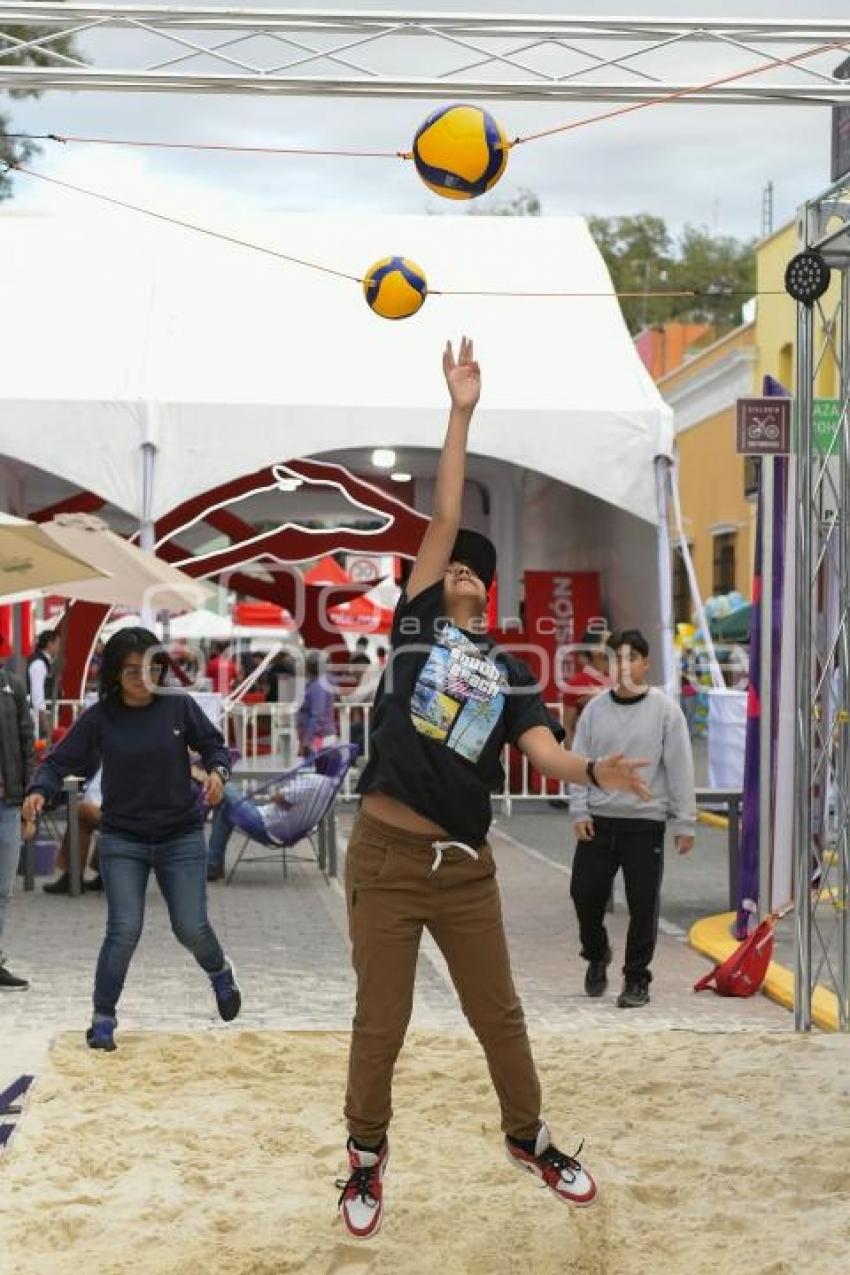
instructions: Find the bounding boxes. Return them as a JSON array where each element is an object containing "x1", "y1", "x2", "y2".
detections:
[
  {"x1": 2, "y1": 5, "x2": 850, "y2": 102},
  {"x1": 794, "y1": 174, "x2": 850, "y2": 1032}
]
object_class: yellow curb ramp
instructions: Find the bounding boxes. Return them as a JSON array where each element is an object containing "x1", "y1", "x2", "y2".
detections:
[
  {"x1": 697, "y1": 810, "x2": 729, "y2": 830},
  {"x1": 688, "y1": 911, "x2": 839, "y2": 1031}
]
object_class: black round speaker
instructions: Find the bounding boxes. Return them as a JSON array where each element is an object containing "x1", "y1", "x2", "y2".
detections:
[{"x1": 784, "y1": 249, "x2": 831, "y2": 305}]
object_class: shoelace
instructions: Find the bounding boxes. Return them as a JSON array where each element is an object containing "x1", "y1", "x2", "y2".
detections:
[
  {"x1": 430, "y1": 839, "x2": 480, "y2": 874},
  {"x1": 336, "y1": 1164, "x2": 378, "y2": 1209},
  {"x1": 539, "y1": 1139, "x2": 585, "y2": 1184}
]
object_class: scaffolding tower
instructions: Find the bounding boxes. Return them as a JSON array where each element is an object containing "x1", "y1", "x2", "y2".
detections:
[
  {"x1": 793, "y1": 179, "x2": 850, "y2": 1030},
  {"x1": 3, "y1": 6, "x2": 850, "y2": 101}
]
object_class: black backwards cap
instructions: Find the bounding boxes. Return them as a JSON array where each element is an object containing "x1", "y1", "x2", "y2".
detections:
[{"x1": 450, "y1": 528, "x2": 497, "y2": 589}]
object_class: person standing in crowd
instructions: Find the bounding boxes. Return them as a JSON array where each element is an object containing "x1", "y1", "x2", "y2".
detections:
[
  {"x1": 85, "y1": 640, "x2": 105, "y2": 694},
  {"x1": 42, "y1": 768, "x2": 103, "y2": 895},
  {"x1": 21, "y1": 628, "x2": 240, "y2": 1051},
  {"x1": 561, "y1": 629, "x2": 612, "y2": 747},
  {"x1": 0, "y1": 636, "x2": 35, "y2": 990},
  {"x1": 297, "y1": 651, "x2": 337, "y2": 757},
  {"x1": 265, "y1": 649, "x2": 297, "y2": 709},
  {"x1": 350, "y1": 637, "x2": 372, "y2": 673},
  {"x1": 569, "y1": 628, "x2": 696, "y2": 1009},
  {"x1": 28, "y1": 628, "x2": 59, "y2": 741},
  {"x1": 335, "y1": 338, "x2": 651, "y2": 1241},
  {"x1": 205, "y1": 642, "x2": 240, "y2": 695}
]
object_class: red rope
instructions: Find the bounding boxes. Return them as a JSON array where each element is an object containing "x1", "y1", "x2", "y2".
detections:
[
  {"x1": 9, "y1": 163, "x2": 363, "y2": 284},
  {"x1": 4, "y1": 164, "x2": 787, "y2": 300}
]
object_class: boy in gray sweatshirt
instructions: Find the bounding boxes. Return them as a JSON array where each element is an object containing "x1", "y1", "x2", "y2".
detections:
[{"x1": 569, "y1": 629, "x2": 696, "y2": 1007}]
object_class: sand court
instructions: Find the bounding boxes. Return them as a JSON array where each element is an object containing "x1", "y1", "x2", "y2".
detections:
[{"x1": 2, "y1": 1027, "x2": 849, "y2": 1275}]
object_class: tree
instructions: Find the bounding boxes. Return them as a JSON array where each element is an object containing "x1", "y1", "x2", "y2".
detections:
[
  {"x1": 587, "y1": 213, "x2": 755, "y2": 334},
  {"x1": 466, "y1": 186, "x2": 542, "y2": 217},
  {"x1": 0, "y1": 13, "x2": 83, "y2": 201}
]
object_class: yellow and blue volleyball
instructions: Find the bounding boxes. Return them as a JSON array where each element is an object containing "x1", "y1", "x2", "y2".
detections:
[
  {"x1": 412, "y1": 103, "x2": 508, "y2": 200},
  {"x1": 363, "y1": 256, "x2": 428, "y2": 320}
]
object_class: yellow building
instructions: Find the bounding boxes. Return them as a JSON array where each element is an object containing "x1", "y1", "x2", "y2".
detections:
[
  {"x1": 653, "y1": 219, "x2": 841, "y2": 623},
  {"x1": 657, "y1": 323, "x2": 757, "y2": 621}
]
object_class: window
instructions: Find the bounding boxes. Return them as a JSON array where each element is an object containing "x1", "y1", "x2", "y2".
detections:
[
  {"x1": 672, "y1": 549, "x2": 691, "y2": 624},
  {"x1": 779, "y1": 342, "x2": 793, "y2": 392},
  {"x1": 713, "y1": 532, "x2": 737, "y2": 594},
  {"x1": 744, "y1": 455, "x2": 760, "y2": 499}
]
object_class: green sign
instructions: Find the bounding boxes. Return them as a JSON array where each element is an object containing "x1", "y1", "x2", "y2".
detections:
[{"x1": 813, "y1": 398, "x2": 842, "y2": 456}]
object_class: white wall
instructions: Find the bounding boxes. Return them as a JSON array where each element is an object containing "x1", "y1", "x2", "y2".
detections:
[{"x1": 521, "y1": 475, "x2": 663, "y2": 677}]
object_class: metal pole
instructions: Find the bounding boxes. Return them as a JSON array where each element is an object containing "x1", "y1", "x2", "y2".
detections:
[
  {"x1": 839, "y1": 269, "x2": 850, "y2": 1029},
  {"x1": 728, "y1": 795, "x2": 741, "y2": 912},
  {"x1": 140, "y1": 405, "x2": 158, "y2": 628},
  {"x1": 654, "y1": 456, "x2": 676, "y2": 694},
  {"x1": 758, "y1": 457, "x2": 775, "y2": 920},
  {"x1": 65, "y1": 775, "x2": 82, "y2": 898},
  {"x1": 326, "y1": 807, "x2": 338, "y2": 880},
  {"x1": 794, "y1": 299, "x2": 814, "y2": 1032},
  {"x1": 22, "y1": 835, "x2": 35, "y2": 893}
]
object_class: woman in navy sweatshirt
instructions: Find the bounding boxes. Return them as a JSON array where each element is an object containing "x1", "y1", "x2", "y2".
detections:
[{"x1": 21, "y1": 628, "x2": 240, "y2": 1051}]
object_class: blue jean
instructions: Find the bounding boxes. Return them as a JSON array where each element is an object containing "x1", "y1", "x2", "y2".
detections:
[
  {"x1": 207, "y1": 783, "x2": 241, "y2": 869},
  {"x1": 94, "y1": 829, "x2": 226, "y2": 1020},
  {"x1": 0, "y1": 799, "x2": 21, "y2": 959}
]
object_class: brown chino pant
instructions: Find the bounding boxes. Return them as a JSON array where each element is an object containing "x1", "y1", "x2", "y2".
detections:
[{"x1": 344, "y1": 810, "x2": 542, "y2": 1146}]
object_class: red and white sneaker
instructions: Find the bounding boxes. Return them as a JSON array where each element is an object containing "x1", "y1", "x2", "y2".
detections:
[
  {"x1": 337, "y1": 1137, "x2": 389, "y2": 1240},
  {"x1": 506, "y1": 1122, "x2": 597, "y2": 1207}
]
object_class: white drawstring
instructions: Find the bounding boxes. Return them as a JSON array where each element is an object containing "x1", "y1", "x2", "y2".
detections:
[{"x1": 430, "y1": 839, "x2": 480, "y2": 874}]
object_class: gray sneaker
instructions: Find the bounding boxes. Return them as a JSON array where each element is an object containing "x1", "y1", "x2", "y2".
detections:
[{"x1": 617, "y1": 978, "x2": 650, "y2": 1008}]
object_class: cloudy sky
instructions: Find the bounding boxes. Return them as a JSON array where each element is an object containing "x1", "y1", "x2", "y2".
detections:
[{"x1": 6, "y1": 0, "x2": 850, "y2": 245}]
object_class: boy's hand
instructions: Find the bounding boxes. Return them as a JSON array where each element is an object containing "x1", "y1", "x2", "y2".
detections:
[
  {"x1": 574, "y1": 820, "x2": 595, "y2": 841},
  {"x1": 595, "y1": 753, "x2": 651, "y2": 800},
  {"x1": 675, "y1": 834, "x2": 695, "y2": 855},
  {"x1": 443, "y1": 336, "x2": 480, "y2": 412}
]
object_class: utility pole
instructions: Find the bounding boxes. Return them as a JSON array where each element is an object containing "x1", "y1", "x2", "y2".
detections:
[{"x1": 761, "y1": 181, "x2": 775, "y2": 238}]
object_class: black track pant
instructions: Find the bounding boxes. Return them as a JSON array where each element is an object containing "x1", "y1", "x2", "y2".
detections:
[{"x1": 569, "y1": 817, "x2": 665, "y2": 983}]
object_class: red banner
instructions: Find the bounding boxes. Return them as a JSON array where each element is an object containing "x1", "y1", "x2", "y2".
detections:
[{"x1": 522, "y1": 571, "x2": 602, "y2": 702}]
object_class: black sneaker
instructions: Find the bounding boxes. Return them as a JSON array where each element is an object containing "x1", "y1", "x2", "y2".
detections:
[
  {"x1": 206, "y1": 863, "x2": 225, "y2": 883},
  {"x1": 43, "y1": 872, "x2": 80, "y2": 895},
  {"x1": 584, "y1": 950, "x2": 611, "y2": 998},
  {"x1": 210, "y1": 960, "x2": 241, "y2": 1022},
  {"x1": 0, "y1": 963, "x2": 29, "y2": 991},
  {"x1": 85, "y1": 873, "x2": 104, "y2": 893},
  {"x1": 617, "y1": 978, "x2": 650, "y2": 1008}
]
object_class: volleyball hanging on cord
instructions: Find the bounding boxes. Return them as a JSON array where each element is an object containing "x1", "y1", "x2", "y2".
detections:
[
  {"x1": 363, "y1": 256, "x2": 428, "y2": 320},
  {"x1": 412, "y1": 104, "x2": 509, "y2": 200}
]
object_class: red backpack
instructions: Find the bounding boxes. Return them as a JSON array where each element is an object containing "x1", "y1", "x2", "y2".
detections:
[{"x1": 694, "y1": 907, "x2": 790, "y2": 998}]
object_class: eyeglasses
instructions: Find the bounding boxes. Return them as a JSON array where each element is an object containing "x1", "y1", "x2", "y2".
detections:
[{"x1": 120, "y1": 663, "x2": 164, "y2": 681}]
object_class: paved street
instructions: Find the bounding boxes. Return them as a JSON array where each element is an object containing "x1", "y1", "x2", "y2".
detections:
[{"x1": 1, "y1": 797, "x2": 789, "y2": 1088}]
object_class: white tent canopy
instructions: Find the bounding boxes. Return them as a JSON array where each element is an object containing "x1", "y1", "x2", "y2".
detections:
[{"x1": 0, "y1": 207, "x2": 671, "y2": 526}]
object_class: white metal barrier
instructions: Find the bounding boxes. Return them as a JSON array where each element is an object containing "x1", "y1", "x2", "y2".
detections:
[{"x1": 48, "y1": 696, "x2": 571, "y2": 805}]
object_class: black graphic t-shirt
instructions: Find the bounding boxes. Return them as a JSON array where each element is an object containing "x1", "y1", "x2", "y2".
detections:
[{"x1": 357, "y1": 580, "x2": 564, "y2": 844}]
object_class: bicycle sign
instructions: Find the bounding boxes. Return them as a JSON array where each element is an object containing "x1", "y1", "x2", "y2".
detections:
[{"x1": 736, "y1": 398, "x2": 791, "y2": 454}]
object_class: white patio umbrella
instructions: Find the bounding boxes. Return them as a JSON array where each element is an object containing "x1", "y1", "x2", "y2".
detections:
[
  {"x1": 0, "y1": 512, "x2": 109, "y2": 598},
  {"x1": 37, "y1": 514, "x2": 210, "y2": 611},
  {"x1": 167, "y1": 610, "x2": 233, "y2": 641}
]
